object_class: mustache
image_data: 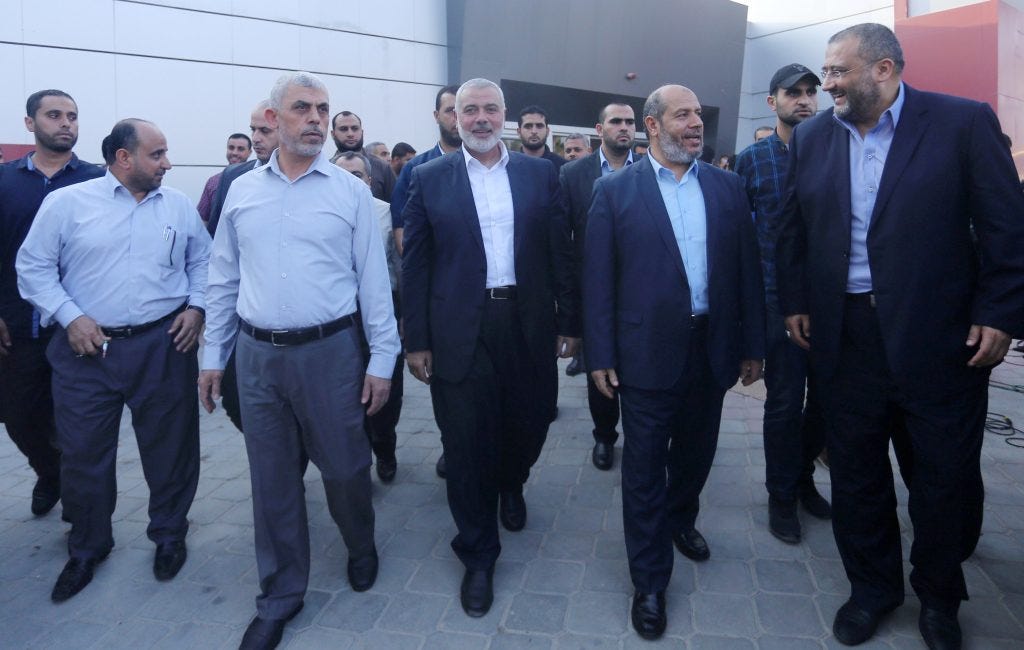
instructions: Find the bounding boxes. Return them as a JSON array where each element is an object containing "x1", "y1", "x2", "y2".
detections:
[{"x1": 302, "y1": 128, "x2": 325, "y2": 138}]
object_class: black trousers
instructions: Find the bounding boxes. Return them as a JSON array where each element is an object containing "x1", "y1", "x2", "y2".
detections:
[
  {"x1": 821, "y1": 298, "x2": 987, "y2": 614},
  {"x1": 365, "y1": 351, "x2": 403, "y2": 461},
  {"x1": 587, "y1": 372, "x2": 621, "y2": 445},
  {"x1": 619, "y1": 326, "x2": 726, "y2": 593},
  {"x1": 0, "y1": 336, "x2": 61, "y2": 482},
  {"x1": 47, "y1": 326, "x2": 200, "y2": 560},
  {"x1": 430, "y1": 297, "x2": 552, "y2": 570}
]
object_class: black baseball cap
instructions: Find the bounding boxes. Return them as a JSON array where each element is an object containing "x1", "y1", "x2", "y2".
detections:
[{"x1": 769, "y1": 64, "x2": 820, "y2": 94}]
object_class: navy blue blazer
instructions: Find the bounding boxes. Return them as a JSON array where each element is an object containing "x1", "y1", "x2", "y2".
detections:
[
  {"x1": 583, "y1": 155, "x2": 765, "y2": 391},
  {"x1": 776, "y1": 85, "x2": 1024, "y2": 391},
  {"x1": 401, "y1": 149, "x2": 579, "y2": 383}
]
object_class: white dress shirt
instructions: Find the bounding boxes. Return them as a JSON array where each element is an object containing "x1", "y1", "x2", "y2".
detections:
[
  {"x1": 16, "y1": 171, "x2": 210, "y2": 328},
  {"x1": 202, "y1": 150, "x2": 400, "y2": 378},
  {"x1": 464, "y1": 144, "x2": 516, "y2": 288}
]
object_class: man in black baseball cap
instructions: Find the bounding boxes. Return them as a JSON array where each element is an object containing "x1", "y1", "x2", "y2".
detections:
[{"x1": 734, "y1": 62, "x2": 829, "y2": 548}]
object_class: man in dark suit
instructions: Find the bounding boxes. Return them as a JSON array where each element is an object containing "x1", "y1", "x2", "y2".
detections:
[
  {"x1": 331, "y1": 111, "x2": 395, "y2": 202},
  {"x1": 584, "y1": 84, "x2": 765, "y2": 640},
  {"x1": 204, "y1": 100, "x2": 279, "y2": 433},
  {"x1": 516, "y1": 105, "x2": 567, "y2": 172},
  {"x1": 776, "y1": 24, "x2": 1024, "y2": 649},
  {"x1": 402, "y1": 78, "x2": 579, "y2": 618},
  {"x1": 559, "y1": 101, "x2": 637, "y2": 470}
]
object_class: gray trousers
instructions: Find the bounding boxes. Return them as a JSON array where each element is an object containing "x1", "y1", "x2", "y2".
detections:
[
  {"x1": 47, "y1": 325, "x2": 199, "y2": 560},
  {"x1": 236, "y1": 326, "x2": 375, "y2": 618}
]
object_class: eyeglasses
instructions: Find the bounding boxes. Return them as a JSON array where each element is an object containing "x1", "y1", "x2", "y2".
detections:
[{"x1": 820, "y1": 60, "x2": 880, "y2": 80}]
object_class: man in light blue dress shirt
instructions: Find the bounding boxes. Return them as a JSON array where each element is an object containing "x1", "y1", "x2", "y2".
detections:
[
  {"x1": 17, "y1": 118, "x2": 211, "y2": 603},
  {"x1": 199, "y1": 72, "x2": 400, "y2": 650}
]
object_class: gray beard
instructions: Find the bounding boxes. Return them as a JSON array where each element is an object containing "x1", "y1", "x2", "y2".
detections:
[
  {"x1": 458, "y1": 124, "x2": 500, "y2": 153},
  {"x1": 657, "y1": 131, "x2": 699, "y2": 165}
]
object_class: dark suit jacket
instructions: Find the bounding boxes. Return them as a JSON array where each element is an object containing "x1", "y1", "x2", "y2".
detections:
[
  {"x1": 401, "y1": 149, "x2": 579, "y2": 384},
  {"x1": 583, "y1": 156, "x2": 766, "y2": 391},
  {"x1": 559, "y1": 150, "x2": 603, "y2": 271},
  {"x1": 368, "y1": 153, "x2": 396, "y2": 203},
  {"x1": 776, "y1": 84, "x2": 1024, "y2": 390},
  {"x1": 208, "y1": 159, "x2": 258, "y2": 236}
]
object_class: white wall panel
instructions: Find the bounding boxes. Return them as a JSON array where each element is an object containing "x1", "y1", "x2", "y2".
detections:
[
  {"x1": 0, "y1": 45, "x2": 27, "y2": 145},
  {"x1": 230, "y1": 15, "x2": 304, "y2": 71},
  {"x1": 114, "y1": 2, "x2": 235, "y2": 63},
  {"x1": 22, "y1": 0, "x2": 115, "y2": 52},
  {"x1": 0, "y1": 1, "x2": 24, "y2": 41}
]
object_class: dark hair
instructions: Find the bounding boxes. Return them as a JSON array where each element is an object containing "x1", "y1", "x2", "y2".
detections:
[
  {"x1": 101, "y1": 119, "x2": 148, "y2": 165},
  {"x1": 598, "y1": 101, "x2": 632, "y2": 124},
  {"x1": 391, "y1": 142, "x2": 416, "y2": 159},
  {"x1": 829, "y1": 23, "x2": 905, "y2": 73},
  {"x1": 332, "y1": 110, "x2": 361, "y2": 129},
  {"x1": 518, "y1": 105, "x2": 548, "y2": 127},
  {"x1": 435, "y1": 85, "x2": 460, "y2": 111},
  {"x1": 26, "y1": 89, "x2": 75, "y2": 118},
  {"x1": 228, "y1": 133, "x2": 252, "y2": 147}
]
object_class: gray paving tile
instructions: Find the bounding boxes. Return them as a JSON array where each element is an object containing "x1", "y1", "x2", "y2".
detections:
[
  {"x1": 696, "y1": 559, "x2": 756, "y2": 595},
  {"x1": 524, "y1": 559, "x2": 584, "y2": 594},
  {"x1": 565, "y1": 590, "x2": 629, "y2": 636},
  {"x1": 378, "y1": 591, "x2": 450, "y2": 633},
  {"x1": 317, "y1": 591, "x2": 389, "y2": 632},
  {"x1": 692, "y1": 592, "x2": 759, "y2": 636},
  {"x1": 506, "y1": 592, "x2": 568, "y2": 633},
  {"x1": 490, "y1": 631, "x2": 554, "y2": 649},
  {"x1": 754, "y1": 558, "x2": 816, "y2": 595},
  {"x1": 754, "y1": 592, "x2": 825, "y2": 637}
]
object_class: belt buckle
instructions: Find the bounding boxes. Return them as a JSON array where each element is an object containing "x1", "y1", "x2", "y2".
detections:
[
  {"x1": 869, "y1": 294, "x2": 877, "y2": 308},
  {"x1": 270, "y1": 330, "x2": 289, "y2": 347},
  {"x1": 488, "y1": 287, "x2": 507, "y2": 300},
  {"x1": 121, "y1": 326, "x2": 133, "y2": 338}
]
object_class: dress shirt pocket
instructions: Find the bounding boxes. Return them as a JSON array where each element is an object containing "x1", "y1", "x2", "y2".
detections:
[{"x1": 159, "y1": 225, "x2": 182, "y2": 269}]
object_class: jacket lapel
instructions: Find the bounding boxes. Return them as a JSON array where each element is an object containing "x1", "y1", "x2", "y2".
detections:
[
  {"x1": 699, "y1": 163, "x2": 719, "y2": 282},
  {"x1": 451, "y1": 150, "x2": 486, "y2": 257},
  {"x1": 636, "y1": 157, "x2": 690, "y2": 285},
  {"x1": 827, "y1": 117, "x2": 854, "y2": 250},
  {"x1": 870, "y1": 85, "x2": 927, "y2": 230},
  {"x1": 506, "y1": 153, "x2": 527, "y2": 261}
]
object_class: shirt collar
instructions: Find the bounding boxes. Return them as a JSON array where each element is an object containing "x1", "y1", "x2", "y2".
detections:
[
  {"x1": 267, "y1": 149, "x2": 333, "y2": 182},
  {"x1": 833, "y1": 81, "x2": 905, "y2": 132},
  {"x1": 649, "y1": 152, "x2": 700, "y2": 183},
  {"x1": 598, "y1": 146, "x2": 634, "y2": 172},
  {"x1": 462, "y1": 141, "x2": 509, "y2": 172},
  {"x1": 103, "y1": 169, "x2": 165, "y2": 201},
  {"x1": 25, "y1": 151, "x2": 78, "y2": 174}
]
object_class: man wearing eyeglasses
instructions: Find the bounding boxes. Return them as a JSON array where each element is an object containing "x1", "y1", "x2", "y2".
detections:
[{"x1": 777, "y1": 23, "x2": 1024, "y2": 650}]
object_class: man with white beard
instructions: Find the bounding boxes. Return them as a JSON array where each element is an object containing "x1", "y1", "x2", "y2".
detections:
[{"x1": 401, "y1": 78, "x2": 579, "y2": 618}]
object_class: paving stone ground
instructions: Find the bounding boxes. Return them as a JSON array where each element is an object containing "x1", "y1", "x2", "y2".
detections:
[{"x1": 2, "y1": 352, "x2": 1024, "y2": 649}]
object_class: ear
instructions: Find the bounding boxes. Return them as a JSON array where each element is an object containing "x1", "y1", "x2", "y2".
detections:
[
  {"x1": 644, "y1": 115, "x2": 659, "y2": 137},
  {"x1": 265, "y1": 107, "x2": 279, "y2": 129},
  {"x1": 874, "y1": 58, "x2": 896, "y2": 82},
  {"x1": 24, "y1": 116, "x2": 36, "y2": 134},
  {"x1": 767, "y1": 94, "x2": 778, "y2": 113},
  {"x1": 595, "y1": 122, "x2": 604, "y2": 136},
  {"x1": 115, "y1": 147, "x2": 132, "y2": 169}
]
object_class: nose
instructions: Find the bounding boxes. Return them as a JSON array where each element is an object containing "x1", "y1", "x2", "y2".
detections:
[
  {"x1": 162, "y1": 156, "x2": 172, "y2": 170},
  {"x1": 822, "y1": 76, "x2": 837, "y2": 92}
]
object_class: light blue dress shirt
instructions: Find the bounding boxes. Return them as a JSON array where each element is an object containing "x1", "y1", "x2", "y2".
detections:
[
  {"x1": 203, "y1": 150, "x2": 400, "y2": 379},
  {"x1": 648, "y1": 155, "x2": 709, "y2": 314},
  {"x1": 834, "y1": 82, "x2": 905, "y2": 293},
  {"x1": 599, "y1": 147, "x2": 634, "y2": 176},
  {"x1": 16, "y1": 171, "x2": 210, "y2": 328}
]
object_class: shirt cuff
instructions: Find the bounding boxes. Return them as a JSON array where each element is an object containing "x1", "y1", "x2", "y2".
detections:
[
  {"x1": 366, "y1": 353, "x2": 398, "y2": 380},
  {"x1": 201, "y1": 344, "x2": 229, "y2": 371},
  {"x1": 54, "y1": 302, "x2": 85, "y2": 329}
]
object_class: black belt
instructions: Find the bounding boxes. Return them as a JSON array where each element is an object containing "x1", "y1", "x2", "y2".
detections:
[
  {"x1": 690, "y1": 314, "x2": 709, "y2": 330},
  {"x1": 240, "y1": 314, "x2": 355, "y2": 347},
  {"x1": 845, "y1": 292, "x2": 876, "y2": 308},
  {"x1": 100, "y1": 304, "x2": 185, "y2": 339},
  {"x1": 485, "y1": 286, "x2": 517, "y2": 300}
]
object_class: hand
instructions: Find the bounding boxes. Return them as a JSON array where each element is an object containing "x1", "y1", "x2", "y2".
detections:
[
  {"x1": 555, "y1": 336, "x2": 580, "y2": 358},
  {"x1": 66, "y1": 315, "x2": 108, "y2": 356},
  {"x1": 966, "y1": 324, "x2": 1011, "y2": 367},
  {"x1": 168, "y1": 308, "x2": 204, "y2": 353},
  {"x1": 197, "y1": 370, "x2": 224, "y2": 413},
  {"x1": 784, "y1": 314, "x2": 811, "y2": 350},
  {"x1": 591, "y1": 368, "x2": 619, "y2": 399},
  {"x1": 362, "y1": 374, "x2": 392, "y2": 416},
  {"x1": 0, "y1": 317, "x2": 10, "y2": 357},
  {"x1": 739, "y1": 359, "x2": 763, "y2": 386},
  {"x1": 407, "y1": 350, "x2": 433, "y2": 384}
]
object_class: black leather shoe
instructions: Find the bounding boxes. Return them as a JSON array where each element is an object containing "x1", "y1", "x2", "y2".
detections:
[
  {"x1": 768, "y1": 496, "x2": 801, "y2": 544},
  {"x1": 631, "y1": 590, "x2": 667, "y2": 640},
  {"x1": 499, "y1": 490, "x2": 526, "y2": 531},
  {"x1": 347, "y1": 548, "x2": 379, "y2": 592},
  {"x1": 51, "y1": 552, "x2": 109, "y2": 603},
  {"x1": 591, "y1": 442, "x2": 614, "y2": 471},
  {"x1": 239, "y1": 602, "x2": 304, "y2": 650},
  {"x1": 672, "y1": 528, "x2": 710, "y2": 562},
  {"x1": 31, "y1": 476, "x2": 60, "y2": 516},
  {"x1": 435, "y1": 454, "x2": 447, "y2": 479},
  {"x1": 376, "y1": 456, "x2": 397, "y2": 483},
  {"x1": 153, "y1": 540, "x2": 188, "y2": 581},
  {"x1": 833, "y1": 600, "x2": 887, "y2": 646},
  {"x1": 801, "y1": 483, "x2": 832, "y2": 520},
  {"x1": 460, "y1": 567, "x2": 494, "y2": 617},
  {"x1": 565, "y1": 355, "x2": 583, "y2": 376},
  {"x1": 919, "y1": 607, "x2": 961, "y2": 650}
]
